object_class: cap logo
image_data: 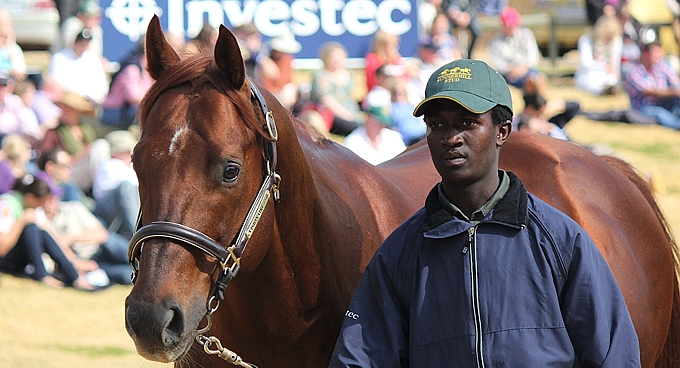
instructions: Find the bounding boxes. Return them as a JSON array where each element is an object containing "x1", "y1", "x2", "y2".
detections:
[{"x1": 436, "y1": 67, "x2": 472, "y2": 84}]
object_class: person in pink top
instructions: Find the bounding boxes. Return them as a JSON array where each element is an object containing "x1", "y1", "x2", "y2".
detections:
[{"x1": 101, "y1": 42, "x2": 153, "y2": 128}]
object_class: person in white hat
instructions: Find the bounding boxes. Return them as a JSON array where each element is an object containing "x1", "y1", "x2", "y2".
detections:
[{"x1": 257, "y1": 32, "x2": 302, "y2": 108}]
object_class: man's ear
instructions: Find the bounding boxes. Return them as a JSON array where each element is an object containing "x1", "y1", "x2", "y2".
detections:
[{"x1": 496, "y1": 120, "x2": 512, "y2": 146}]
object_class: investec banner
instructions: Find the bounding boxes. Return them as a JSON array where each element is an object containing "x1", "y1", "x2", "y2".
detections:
[{"x1": 101, "y1": 0, "x2": 419, "y2": 65}]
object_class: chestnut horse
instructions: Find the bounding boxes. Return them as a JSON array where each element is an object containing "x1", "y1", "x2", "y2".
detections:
[{"x1": 125, "y1": 16, "x2": 680, "y2": 367}]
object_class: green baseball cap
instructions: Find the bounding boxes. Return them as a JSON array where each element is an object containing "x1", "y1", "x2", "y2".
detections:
[
  {"x1": 413, "y1": 59, "x2": 513, "y2": 117},
  {"x1": 364, "y1": 104, "x2": 392, "y2": 125}
]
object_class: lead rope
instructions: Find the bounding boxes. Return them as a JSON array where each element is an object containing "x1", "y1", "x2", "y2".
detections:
[{"x1": 195, "y1": 314, "x2": 258, "y2": 367}]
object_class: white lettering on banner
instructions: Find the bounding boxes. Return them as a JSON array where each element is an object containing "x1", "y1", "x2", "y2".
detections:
[
  {"x1": 290, "y1": 0, "x2": 319, "y2": 37},
  {"x1": 319, "y1": 0, "x2": 345, "y2": 36},
  {"x1": 105, "y1": 0, "x2": 162, "y2": 42},
  {"x1": 186, "y1": 1, "x2": 223, "y2": 39},
  {"x1": 222, "y1": 0, "x2": 258, "y2": 28},
  {"x1": 342, "y1": 0, "x2": 375, "y2": 36},
  {"x1": 253, "y1": 0, "x2": 292, "y2": 36},
  {"x1": 105, "y1": 0, "x2": 412, "y2": 42}
]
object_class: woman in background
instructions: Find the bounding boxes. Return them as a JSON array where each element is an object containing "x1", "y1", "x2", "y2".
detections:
[
  {"x1": 310, "y1": 42, "x2": 361, "y2": 136},
  {"x1": 0, "y1": 175, "x2": 95, "y2": 289}
]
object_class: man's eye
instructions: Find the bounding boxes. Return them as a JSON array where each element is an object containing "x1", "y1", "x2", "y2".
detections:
[
  {"x1": 427, "y1": 121, "x2": 443, "y2": 129},
  {"x1": 461, "y1": 120, "x2": 476, "y2": 127}
]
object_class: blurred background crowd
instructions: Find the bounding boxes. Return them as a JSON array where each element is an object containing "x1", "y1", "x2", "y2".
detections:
[{"x1": 1, "y1": 0, "x2": 680, "y2": 290}]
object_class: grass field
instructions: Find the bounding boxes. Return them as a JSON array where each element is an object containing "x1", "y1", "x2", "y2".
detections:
[{"x1": 1, "y1": 70, "x2": 679, "y2": 367}]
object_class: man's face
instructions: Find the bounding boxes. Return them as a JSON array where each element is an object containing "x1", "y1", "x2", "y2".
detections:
[
  {"x1": 425, "y1": 99, "x2": 506, "y2": 188},
  {"x1": 49, "y1": 151, "x2": 73, "y2": 183}
]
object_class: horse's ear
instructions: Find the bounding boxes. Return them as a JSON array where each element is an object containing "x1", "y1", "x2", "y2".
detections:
[
  {"x1": 214, "y1": 25, "x2": 246, "y2": 90},
  {"x1": 145, "y1": 15, "x2": 181, "y2": 80}
]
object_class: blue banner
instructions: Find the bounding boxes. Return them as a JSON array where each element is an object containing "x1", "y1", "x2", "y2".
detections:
[{"x1": 101, "y1": 0, "x2": 419, "y2": 65}]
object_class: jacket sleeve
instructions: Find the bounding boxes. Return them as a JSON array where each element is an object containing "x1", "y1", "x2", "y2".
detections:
[
  {"x1": 329, "y1": 247, "x2": 409, "y2": 368},
  {"x1": 560, "y1": 231, "x2": 641, "y2": 367}
]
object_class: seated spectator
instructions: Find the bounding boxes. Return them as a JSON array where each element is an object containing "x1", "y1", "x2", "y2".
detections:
[
  {"x1": 60, "y1": 0, "x2": 104, "y2": 61},
  {"x1": 0, "y1": 10, "x2": 27, "y2": 80},
  {"x1": 362, "y1": 65, "x2": 393, "y2": 110},
  {"x1": 443, "y1": 0, "x2": 481, "y2": 58},
  {"x1": 418, "y1": 0, "x2": 443, "y2": 37},
  {"x1": 49, "y1": 28, "x2": 109, "y2": 104},
  {"x1": 12, "y1": 79, "x2": 45, "y2": 142},
  {"x1": 343, "y1": 105, "x2": 406, "y2": 165},
  {"x1": 43, "y1": 193, "x2": 132, "y2": 285},
  {"x1": 297, "y1": 109, "x2": 330, "y2": 138},
  {"x1": 618, "y1": 1, "x2": 643, "y2": 67},
  {"x1": 0, "y1": 72, "x2": 42, "y2": 144},
  {"x1": 0, "y1": 175, "x2": 95, "y2": 290},
  {"x1": 233, "y1": 23, "x2": 276, "y2": 80},
  {"x1": 258, "y1": 32, "x2": 301, "y2": 109},
  {"x1": 101, "y1": 42, "x2": 153, "y2": 128},
  {"x1": 622, "y1": 41, "x2": 680, "y2": 130},
  {"x1": 185, "y1": 23, "x2": 217, "y2": 56},
  {"x1": 389, "y1": 79, "x2": 427, "y2": 145},
  {"x1": 309, "y1": 42, "x2": 361, "y2": 136},
  {"x1": 514, "y1": 93, "x2": 578, "y2": 140},
  {"x1": 40, "y1": 91, "x2": 110, "y2": 193},
  {"x1": 575, "y1": 15, "x2": 623, "y2": 95},
  {"x1": 37, "y1": 147, "x2": 94, "y2": 208},
  {"x1": 31, "y1": 76, "x2": 63, "y2": 131},
  {"x1": 92, "y1": 130, "x2": 139, "y2": 240},
  {"x1": 429, "y1": 13, "x2": 461, "y2": 63},
  {"x1": 365, "y1": 30, "x2": 416, "y2": 93},
  {"x1": 488, "y1": 7, "x2": 547, "y2": 95},
  {"x1": 411, "y1": 38, "x2": 445, "y2": 102},
  {"x1": 0, "y1": 134, "x2": 32, "y2": 194}
]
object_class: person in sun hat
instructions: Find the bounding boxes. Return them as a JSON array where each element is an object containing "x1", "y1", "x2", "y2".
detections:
[
  {"x1": 39, "y1": 91, "x2": 110, "y2": 194},
  {"x1": 329, "y1": 59, "x2": 640, "y2": 367},
  {"x1": 342, "y1": 104, "x2": 405, "y2": 165}
]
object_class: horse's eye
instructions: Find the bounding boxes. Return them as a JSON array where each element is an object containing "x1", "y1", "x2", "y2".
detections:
[{"x1": 222, "y1": 164, "x2": 240, "y2": 184}]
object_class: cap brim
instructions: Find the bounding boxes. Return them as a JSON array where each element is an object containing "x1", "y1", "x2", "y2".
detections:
[{"x1": 413, "y1": 91, "x2": 497, "y2": 117}]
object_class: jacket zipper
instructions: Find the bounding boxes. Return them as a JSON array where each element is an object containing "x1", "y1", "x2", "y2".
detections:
[{"x1": 468, "y1": 226, "x2": 485, "y2": 368}]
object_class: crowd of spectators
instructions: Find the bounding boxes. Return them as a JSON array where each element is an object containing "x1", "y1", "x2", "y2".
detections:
[{"x1": 1, "y1": 0, "x2": 680, "y2": 290}]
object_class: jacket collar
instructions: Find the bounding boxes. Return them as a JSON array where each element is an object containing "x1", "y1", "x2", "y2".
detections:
[{"x1": 423, "y1": 171, "x2": 528, "y2": 232}]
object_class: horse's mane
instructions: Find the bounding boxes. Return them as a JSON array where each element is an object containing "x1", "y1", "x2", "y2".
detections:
[{"x1": 138, "y1": 55, "x2": 265, "y2": 138}]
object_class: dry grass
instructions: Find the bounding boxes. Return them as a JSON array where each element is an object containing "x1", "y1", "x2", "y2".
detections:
[{"x1": 1, "y1": 69, "x2": 679, "y2": 367}]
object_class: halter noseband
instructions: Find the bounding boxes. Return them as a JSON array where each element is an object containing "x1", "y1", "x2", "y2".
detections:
[{"x1": 127, "y1": 77, "x2": 279, "y2": 367}]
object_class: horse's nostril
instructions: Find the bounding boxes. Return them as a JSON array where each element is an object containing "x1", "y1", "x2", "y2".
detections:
[{"x1": 163, "y1": 306, "x2": 185, "y2": 346}]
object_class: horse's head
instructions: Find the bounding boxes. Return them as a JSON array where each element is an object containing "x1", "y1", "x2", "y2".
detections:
[{"x1": 125, "y1": 15, "x2": 279, "y2": 362}]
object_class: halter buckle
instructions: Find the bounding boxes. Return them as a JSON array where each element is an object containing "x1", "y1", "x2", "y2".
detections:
[{"x1": 265, "y1": 111, "x2": 277, "y2": 141}]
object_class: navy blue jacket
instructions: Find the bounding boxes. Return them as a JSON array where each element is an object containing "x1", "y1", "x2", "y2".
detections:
[{"x1": 330, "y1": 172, "x2": 640, "y2": 367}]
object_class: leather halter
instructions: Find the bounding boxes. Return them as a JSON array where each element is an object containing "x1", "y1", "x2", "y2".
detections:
[{"x1": 128, "y1": 75, "x2": 280, "y2": 312}]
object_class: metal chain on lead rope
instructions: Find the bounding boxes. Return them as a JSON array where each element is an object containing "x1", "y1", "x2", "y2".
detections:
[{"x1": 195, "y1": 314, "x2": 258, "y2": 367}]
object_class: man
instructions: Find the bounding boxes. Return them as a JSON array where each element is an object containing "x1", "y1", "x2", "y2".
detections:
[
  {"x1": 49, "y1": 28, "x2": 109, "y2": 104},
  {"x1": 38, "y1": 147, "x2": 94, "y2": 208},
  {"x1": 623, "y1": 41, "x2": 680, "y2": 130},
  {"x1": 343, "y1": 104, "x2": 406, "y2": 165},
  {"x1": 487, "y1": 7, "x2": 547, "y2": 95},
  {"x1": 329, "y1": 59, "x2": 641, "y2": 367},
  {"x1": 92, "y1": 130, "x2": 139, "y2": 240}
]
